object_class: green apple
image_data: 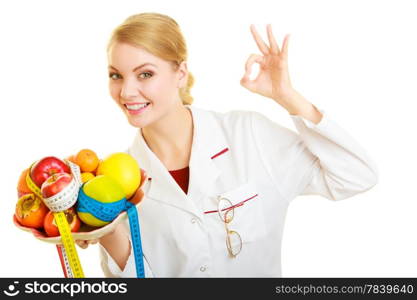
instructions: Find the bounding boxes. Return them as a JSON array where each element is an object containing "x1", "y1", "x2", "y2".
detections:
[{"x1": 77, "y1": 175, "x2": 126, "y2": 227}]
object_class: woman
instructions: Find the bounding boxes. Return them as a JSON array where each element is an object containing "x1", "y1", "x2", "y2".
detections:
[{"x1": 77, "y1": 12, "x2": 378, "y2": 277}]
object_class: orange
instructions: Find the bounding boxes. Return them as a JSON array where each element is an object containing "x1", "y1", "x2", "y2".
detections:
[
  {"x1": 66, "y1": 154, "x2": 76, "y2": 164},
  {"x1": 81, "y1": 172, "x2": 95, "y2": 183},
  {"x1": 17, "y1": 168, "x2": 32, "y2": 197},
  {"x1": 74, "y1": 149, "x2": 100, "y2": 173}
]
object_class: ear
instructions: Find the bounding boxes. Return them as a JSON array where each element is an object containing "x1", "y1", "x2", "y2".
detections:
[{"x1": 177, "y1": 61, "x2": 188, "y2": 88}]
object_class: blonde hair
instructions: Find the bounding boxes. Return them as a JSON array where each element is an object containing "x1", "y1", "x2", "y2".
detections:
[{"x1": 107, "y1": 12, "x2": 194, "y2": 105}]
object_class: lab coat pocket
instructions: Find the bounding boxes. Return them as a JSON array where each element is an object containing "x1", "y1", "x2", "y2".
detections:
[{"x1": 211, "y1": 182, "x2": 267, "y2": 243}]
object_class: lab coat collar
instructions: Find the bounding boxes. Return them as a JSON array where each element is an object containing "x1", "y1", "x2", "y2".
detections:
[{"x1": 128, "y1": 105, "x2": 228, "y2": 220}]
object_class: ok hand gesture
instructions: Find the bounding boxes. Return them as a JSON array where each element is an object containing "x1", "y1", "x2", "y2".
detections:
[
  {"x1": 240, "y1": 24, "x2": 293, "y2": 103},
  {"x1": 241, "y1": 24, "x2": 322, "y2": 124}
]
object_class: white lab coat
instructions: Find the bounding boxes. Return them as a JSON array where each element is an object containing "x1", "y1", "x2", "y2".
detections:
[{"x1": 98, "y1": 104, "x2": 378, "y2": 277}]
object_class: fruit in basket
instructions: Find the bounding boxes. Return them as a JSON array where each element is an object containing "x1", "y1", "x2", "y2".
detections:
[
  {"x1": 30, "y1": 156, "x2": 71, "y2": 187},
  {"x1": 81, "y1": 172, "x2": 95, "y2": 183},
  {"x1": 17, "y1": 168, "x2": 32, "y2": 198},
  {"x1": 41, "y1": 172, "x2": 73, "y2": 199},
  {"x1": 129, "y1": 186, "x2": 144, "y2": 205},
  {"x1": 77, "y1": 175, "x2": 126, "y2": 227},
  {"x1": 15, "y1": 194, "x2": 49, "y2": 228},
  {"x1": 66, "y1": 155, "x2": 76, "y2": 164},
  {"x1": 96, "y1": 152, "x2": 141, "y2": 199},
  {"x1": 43, "y1": 207, "x2": 81, "y2": 237},
  {"x1": 75, "y1": 149, "x2": 99, "y2": 173}
]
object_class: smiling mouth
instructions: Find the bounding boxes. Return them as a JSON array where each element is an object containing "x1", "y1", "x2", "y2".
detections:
[
  {"x1": 124, "y1": 102, "x2": 151, "y2": 115},
  {"x1": 124, "y1": 102, "x2": 150, "y2": 110}
]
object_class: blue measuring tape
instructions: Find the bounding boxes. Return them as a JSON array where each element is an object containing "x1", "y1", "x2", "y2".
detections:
[
  {"x1": 77, "y1": 187, "x2": 145, "y2": 278},
  {"x1": 125, "y1": 201, "x2": 145, "y2": 278},
  {"x1": 77, "y1": 188, "x2": 126, "y2": 222}
]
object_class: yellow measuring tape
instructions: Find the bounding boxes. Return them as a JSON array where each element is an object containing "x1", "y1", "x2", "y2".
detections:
[
  {"x1": 26, "y1": 163, "x2": 84, "y2": 278},
  {"x1": 54, "y1": 211, "x2": 84, "y2": 278},
  {"x1": 25, "y1": 167, "x2": 42, "y2": 199}
]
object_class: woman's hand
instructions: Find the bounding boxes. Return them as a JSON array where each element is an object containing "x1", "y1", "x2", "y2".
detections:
[
  {"x1": 240, "y1": 24, "x2": 293, "y2": 103},
  {"x1": 76, "y1": 238, "x2": 99, "y2": 249},
  {"x1": 241, "y1": 24, "x2": 323, "y2": 123}
]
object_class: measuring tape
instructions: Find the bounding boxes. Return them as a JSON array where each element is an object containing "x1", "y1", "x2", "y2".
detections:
[
  {"x1": 54, "y1": 211, "x2": 84, "y2": 277},
  {"x1": 77, "y1": 188, "x2": 127, "y2": 222},
  {"x1": 126, "y1": 201, "x2": 145, "y2": 278},
  {"x1": 56, "y1": 244, "x2": 74, "y2": 278},
  {"x1": 26, "y1": 159, "x2": 84, "y2": 278},
  {"x1": 77, "y1": 187, "x2": 145, "y2": 278},
  {"x1": 25, "y1": 164, "x2": 42, "y2": 199}
]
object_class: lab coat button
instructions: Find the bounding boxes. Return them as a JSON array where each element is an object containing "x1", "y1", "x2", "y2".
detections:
[
  {"x1": 200, "y1": 266, "x2": 207, "y2": 272},
  {"x1": 191, "y1": 218, "x2": 197, "y2": 224}
]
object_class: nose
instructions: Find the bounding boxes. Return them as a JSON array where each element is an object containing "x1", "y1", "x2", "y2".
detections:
[{"x1": 120, "y1": 77, "x2": 140, "y2": 100}]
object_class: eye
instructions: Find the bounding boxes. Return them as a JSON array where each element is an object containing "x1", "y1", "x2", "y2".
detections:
[
  {"x1": 109, "y1": 72, "x2": 121, "y2": 80},
  {"x1": 139, "y1": 72, "x2": 153, "y2": 79},
  {"x1": 108, "y1": 71, "x2": 153, "y2": 80}
]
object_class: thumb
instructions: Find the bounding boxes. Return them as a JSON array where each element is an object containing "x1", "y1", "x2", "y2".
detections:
[
  {"x1": 240, "y1": 75, "x2": 256, "y2": 92},
  {"x1": 75, "y1": 240, "x2": 88, "y2": 249},
  {"x1": 240, "y1": 53, "x2": 262, "y2": 92}
]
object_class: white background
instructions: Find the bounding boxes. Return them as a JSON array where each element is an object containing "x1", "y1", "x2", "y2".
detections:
[{"x1": 1, "y1": 0, "x2": 416, "y2": 277}]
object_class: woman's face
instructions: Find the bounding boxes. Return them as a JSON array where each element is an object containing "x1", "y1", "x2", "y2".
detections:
[{"x1": 108, "y1": 42, "x2": 187, "y2": 128}]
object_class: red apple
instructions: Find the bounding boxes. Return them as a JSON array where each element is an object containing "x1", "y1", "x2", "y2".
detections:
[
  {"x1": 15, "y1": 194, "x2": 49, "y2": 229},
  {"x1": 30, "y1": 156, "x2": 71, "y2": 188},
  {"x1": 41, "y1": 172, "x2": 73, "y2": 199},
  {"x1": 43, "y1": 207, "x2": 81, "y2": 237}
]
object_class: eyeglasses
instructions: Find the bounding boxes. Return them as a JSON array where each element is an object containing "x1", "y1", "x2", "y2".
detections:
[{"x1": 217, "y1": 196, "x2": 242, "y2": 258}]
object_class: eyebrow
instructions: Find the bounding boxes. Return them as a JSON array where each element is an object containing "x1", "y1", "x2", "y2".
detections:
[{"x1": 108, "y1": 63, "x2": 157, "y2": 72}]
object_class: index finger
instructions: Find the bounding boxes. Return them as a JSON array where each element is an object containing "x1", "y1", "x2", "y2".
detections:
[
  {"x1": 250, "y1": 24, "x2": 270, "y2": 55},
  {"x1": 267, "y1": 24, "x2": 280, "y2": 54}
]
